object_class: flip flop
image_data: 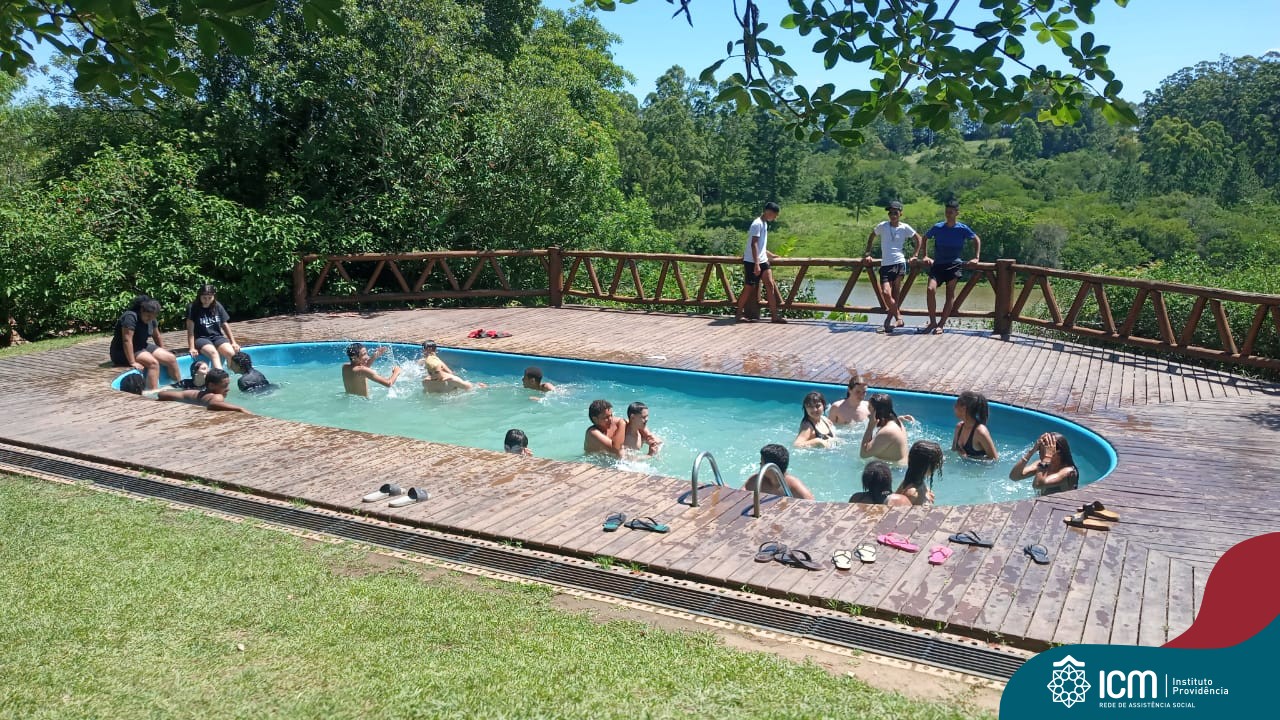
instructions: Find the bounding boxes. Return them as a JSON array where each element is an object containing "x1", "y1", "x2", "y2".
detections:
[
  {"x1": 778, "y1": 549, "x2": 822, "y2": 571},
  {"x1": 877, "y1": 532, "x2": 919, "y2": 552},
  {"x1": 1079, "y1": 500, "x2": 1120, "y2": 522},
  {"x1": 928, "y1": 545, "x2": 953, "y2": 565},
  {"x1": 602, "y1": 512, "x2": 626, "y2": 532},
  {"x1": 387, "y1": 486, "x2": 428, "y2": 508},
  {"x1": 625, "y1": 516, "x2": 670, "y2": 533},
  {"x1": 755, "y1": 541, "x2": 787, "y2": 563},
  {"x1": 854, "y1": 544, "x2": 877, "y2": 563},
  {"x1": 832, "y1": 549, "x2": 853, "y2": 570},
  {"x1": 486, "y1": 330, "x2": 512, "y2": 338},
  {"x1": 948, "y1": 530, "x2": 995, "y2": 548},
  {"x1": 918, "y1": 323, "x2": 936, "y2": 335},
  {"x1": 361, "y1": 483, "x2": 403, "y2": 503},
  {"x1": 467, "y1": 328, "x2": 484, "y2": 338},
  {"x1": 1064, "y1": 512, "x2": 1112, "y2": 531},
  {"x1": 1024, "y1": 544, "x2": 1051, "y2": 564}
]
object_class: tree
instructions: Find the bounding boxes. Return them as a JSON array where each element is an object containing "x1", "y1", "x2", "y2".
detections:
[
  {"x1": 1143, "y1": 117, "x2": 1231, "y2": 198},
  {"x1": 638, "y1": 66, "x2": 708, "y2": 228},
  {"x1": 0, "y1": 0, "x2": 345, "y2": 103},
  {"x1": 583, "y1": 0, "x2": 1138, "y2": 145},
  {"x1": 1010, "y1": 117, "x2": 1043, "y2": 161}
]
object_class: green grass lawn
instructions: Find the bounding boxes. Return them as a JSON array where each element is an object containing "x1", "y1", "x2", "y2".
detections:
[
  {"x1": 0, "y1": 475, "x2": 991, "y2": 720},
  {"x1": 0, "y1": 333, "x2": 107, "y2": 360},
  {"x1": 770, "y1": 203, "x2": 941, "y2": 279}
]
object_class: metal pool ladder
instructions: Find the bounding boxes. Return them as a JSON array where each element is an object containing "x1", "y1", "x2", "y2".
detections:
[
  {"x1": 688, "y1": 451, "x2": 727, "y2": 508},
  {"x1": 690, "y1": 452, "x2": 791, "y2": 517}
]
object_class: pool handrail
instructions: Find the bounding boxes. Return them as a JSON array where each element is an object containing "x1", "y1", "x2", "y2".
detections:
[
  {"x1": 688, "y1": 450, "x2": 726, "y2": 508},
  {"x1": 751, "y1": 461, "x2": 791, "y2": 518}
]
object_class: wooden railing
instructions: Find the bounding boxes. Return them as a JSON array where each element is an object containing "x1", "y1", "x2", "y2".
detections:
[{"x1": 293, "y1": 249, "x2": 1280, "y2": 372}]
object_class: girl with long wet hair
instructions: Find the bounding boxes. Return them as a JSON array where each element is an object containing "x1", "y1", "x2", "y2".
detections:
[
  {"x1": 888, "y1": 440, "x2": 943, "y2": 507},
  {"x1": 794, "y1": 391, "x2": 837, "y2": 448},
  {"x1": 1009, "y1": 432, "x2": 1078, "y2": 495},
  {"x1": 859, "y1": 393, "x2": 909, "y2": 463},
  {"x1": 951, "y1": 390, "x2": 998, "y2": 460}
]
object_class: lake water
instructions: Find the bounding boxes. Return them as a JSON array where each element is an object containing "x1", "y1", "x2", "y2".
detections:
[{"x1": 808, "y1": 278, "x2": 996, "y2": 327}]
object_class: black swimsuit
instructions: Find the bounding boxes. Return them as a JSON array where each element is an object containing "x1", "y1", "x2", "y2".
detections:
[
  {"x1": 805, "y1": 418, "x2": 833, "y2": 441},
  {"x1": 960, "y1": 424, "x2": 987, "y2": 458}
]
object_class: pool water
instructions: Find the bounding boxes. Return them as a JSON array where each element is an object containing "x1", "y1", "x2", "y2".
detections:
[{"x1": 123, "y1": 342, "x2": 1116, "y2": 505}]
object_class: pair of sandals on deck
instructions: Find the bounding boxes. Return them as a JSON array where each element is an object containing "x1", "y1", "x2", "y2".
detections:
[
  {"x1": 756, "y1": 541, "x2": 825, "y2": 570},
  {"x1": 602, "y1": 512, "x2": 669, "y2": 534},
  {"x1": 1063, "y1": 500, "x2": 1121, "y2": 530},
  {"x1": 361, "y1": 483, "x2": 429, "y2": 508}
]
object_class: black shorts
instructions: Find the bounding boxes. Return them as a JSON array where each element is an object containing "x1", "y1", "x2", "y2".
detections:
[
  {"x1": 879, "y1": 262, "x2": 907, "y2": 283},
  {"x1": 195, "y1": 335, "x2": 230, "y2": 351},
  {"x1": 110, "y1": 342, "x2": 159, "y2": 367},
  {"x1": 742, "y1": 261, "x2": 771, "y2": 286},
  {"x1": 929, "y1": 261, "x2": 965, "y2": 284}
]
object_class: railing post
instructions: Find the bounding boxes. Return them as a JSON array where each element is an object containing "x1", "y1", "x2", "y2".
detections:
[
  {"x1": 547, "y1": 246, "x2": 563, "y2": 308},
  {"x1": 293, "y1": 257, "x2": 309, "y2": 313},
  {"x1": 994, "y1": 258, "x2": 1015, "y2": 340}
]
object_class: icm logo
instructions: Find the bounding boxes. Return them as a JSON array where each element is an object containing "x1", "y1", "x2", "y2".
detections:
[
  {"x1": 1099, "y1": 669, "x2": 1158, "y2": 700},
  {"x1": 1048, "y1": 655, "x2": 1092, "y2": 708}
]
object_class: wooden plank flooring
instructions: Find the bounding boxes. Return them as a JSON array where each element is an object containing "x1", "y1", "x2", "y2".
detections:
[{"x1": 2, "y1": 304, "x2": 1278, "y2": 650}]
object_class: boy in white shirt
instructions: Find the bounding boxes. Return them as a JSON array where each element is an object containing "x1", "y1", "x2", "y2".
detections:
[{"x1": 863, "y1": 200, "x2": 923, "y2": 333}]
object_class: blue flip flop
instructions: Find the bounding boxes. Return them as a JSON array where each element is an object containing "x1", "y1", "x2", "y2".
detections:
[
  {"x1": 625, "y1": 516, "x2": 669, "y2": 533},
  {"x1": 602, "y1": 512, "x2": 626, "y2": 532}
]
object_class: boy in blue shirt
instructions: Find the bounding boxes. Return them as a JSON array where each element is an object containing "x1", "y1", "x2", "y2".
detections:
[{"x1": 921, "y1": 199, "x2": 981, "y2": 334}]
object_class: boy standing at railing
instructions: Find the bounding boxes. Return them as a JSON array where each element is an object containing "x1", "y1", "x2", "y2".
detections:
[
  {"x1": 735, "y1": 201, "x2": 787, "y2": 324},
  {"x1": 864, "y1": 200, "x2": 923, "y2": 334},
  {"x1": 921, "y1": 199, "x2": 981, "y2": 335}
]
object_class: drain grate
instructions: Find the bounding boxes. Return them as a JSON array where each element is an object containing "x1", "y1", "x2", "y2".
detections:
[{"x1": 0, "y1": 446, "x2": 1026, "y2": 680}]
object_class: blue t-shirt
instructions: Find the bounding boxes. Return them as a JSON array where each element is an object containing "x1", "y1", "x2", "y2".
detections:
[{"x1": 925, "y1": 222, "x2": 975, "y2": 264}]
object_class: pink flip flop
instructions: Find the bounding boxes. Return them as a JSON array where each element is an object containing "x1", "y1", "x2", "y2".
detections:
[
  {"x1": 928, "y1": 545, "x2": 953, "y2": 565},
  {"x1": 876, "y1": 533, "x2": 919, "y2": 553}
]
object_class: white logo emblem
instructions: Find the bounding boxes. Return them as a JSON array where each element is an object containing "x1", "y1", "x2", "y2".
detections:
[{"x1": 1048, "y1": 655, "x2": 1092, "y2": 708}]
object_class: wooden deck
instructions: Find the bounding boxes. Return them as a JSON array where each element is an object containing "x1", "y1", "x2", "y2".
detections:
[{"x1": 2, "y1": 305, "x2": 1278, "y2": 650}]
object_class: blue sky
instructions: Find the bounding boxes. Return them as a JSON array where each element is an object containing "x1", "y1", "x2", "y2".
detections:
[{"x1": 544, "y1": 0, "x2": 1280, "y2": 105}]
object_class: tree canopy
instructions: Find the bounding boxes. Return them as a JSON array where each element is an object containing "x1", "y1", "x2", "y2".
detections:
[{"x1": 584, "y1": 0, "x2": 1138, "y2": 144}]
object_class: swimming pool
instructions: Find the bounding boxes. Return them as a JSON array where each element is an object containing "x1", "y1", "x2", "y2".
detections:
[{"x1": 118, "y1": 342, "x2": 1117, "y2": 505}]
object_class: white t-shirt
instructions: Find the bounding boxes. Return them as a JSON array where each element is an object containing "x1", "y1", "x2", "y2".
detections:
[
  {"x1": 872, "y1": 221, "x2": 917, "y2": 265},
  {"x1": 743, "y1": 217, "x2": 769, "y2": 262}
]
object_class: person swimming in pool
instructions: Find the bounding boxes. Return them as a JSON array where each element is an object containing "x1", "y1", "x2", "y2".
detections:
[
  {"x1": 504, "y1": 428, "x2": 532, "y2": 456},
  {"x1": 342, "y1": 342, "x2": 401, "y2": 397},
  {"x1": 887, "y1": 440, "x2": 942, "y2": 507},
  {"x1": 1009, "y1": 432, "x2": 1079, "y2": 496},
  {"x1": 174, "y1": 359, "x2": 209, "y2": 390},
  {"x1": 859, "y1": 393, "x2": 909, "y2": 464},
  {"x1": 522, "y1": 366, "x2": 555, "y2": 392},
  {"x1": 584, "y1": 399, "x2": 625, "y2": 458},
  {"x1": 623, "y1": 401, "x2": 662, "y2": 456},
  {"x1": 794, "y1": 391, "x2": 837, "y2": 448},
  {"x1": 421, "y1": 340, "x2": 482, "y2": 393},
  {"x1": 229, "y1": 351, "x2": 273, "y2": 394},
  {"x1": 827, "y1": 373, "x2": 870, "y2": 425},
  {"x1": 742, "y1": 443, "x2": 814, "y2": 500},
  {"x1": 156, "y1": 368, "x2": 251, "y2": 414},
  {"x1": 951, "y1": 390, "x2": 997, "y2": 460},
  {"x1": 849, "y1": 460, "x2": 893, "y2": 504}
]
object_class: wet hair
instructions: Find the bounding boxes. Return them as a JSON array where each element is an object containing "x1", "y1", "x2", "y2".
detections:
[
  {"x1": 846, "y1": 372, "x2": 866, "y2": 397},
  {"x1": 867, "y1": 393, "x2": 901, "y2": 427},
  {"x1": 197, "y1": 283, "x2": 217, "y2": 297},
  {"x1": 860, "y1": 461, "x2": 893, "y2": 501},
  {"x1": 800, "y1": 391, "x2": 826, "y2": 423},
  {"x1": 139, "y1": 299, "x2": 161, "y2": 315},
  {"x1": 588, "y1": 399, "x2": 612, "y2": 422},
  {"x1": 763, "y1": 201, "x2": 780, "y2": 213},
  {"x1": 760, "y1": 443, "x2": 790, "y2": 473},
  {"x1": 897, "y1": 441, "x2": 944, "y2": 502},
  {"x1": 1044, "y1": 432, "x2": 1077, "y2": 476},
  {"x1": 190, "y1": 359, "x2": 210, "y2": 381},
  {"x1": 627, "y1": 401, "x2": 648, "y2": 419},
  {"x1": 955, "y1": 390, "x2": 989, "y2": 425},
  {"x1": 523, "y1": 366, "x2": 543, "y2": 382},
  {"x1": 205, "y1": 368, "x2": 230, "y2": 387},
  {"x1": 119, "y1": 373, "x2": 145, "y2": 395},
  {"x1": 231, "y1": 351, "x2": 252, "y2": 371},
  {"x1": 421, "y1": 340, "x2": 438, "y2": 352},
  {"x1": 504, "y1": 428, "x2": 528, "y2": 452},
  {"x1": 346, "y1": 342, "x2": 366, "y2": 360}
]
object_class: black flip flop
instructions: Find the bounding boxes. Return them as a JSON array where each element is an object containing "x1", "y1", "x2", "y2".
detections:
[
  {"x1": 1024, "y1": 544, "x2": 1051, "y2": 565},
  {"x1": 754, "y1": 541, "x2": 787, "y2": 563},
  {"x1": 949, "y1": 530, "x2": 995, "y2": 548},
  {"x1": 625, "y1": 516, "x2": 670, "y2": 533},
  {"x1": 778, "y1": 549, "x2": 822, "y2": 571}
]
